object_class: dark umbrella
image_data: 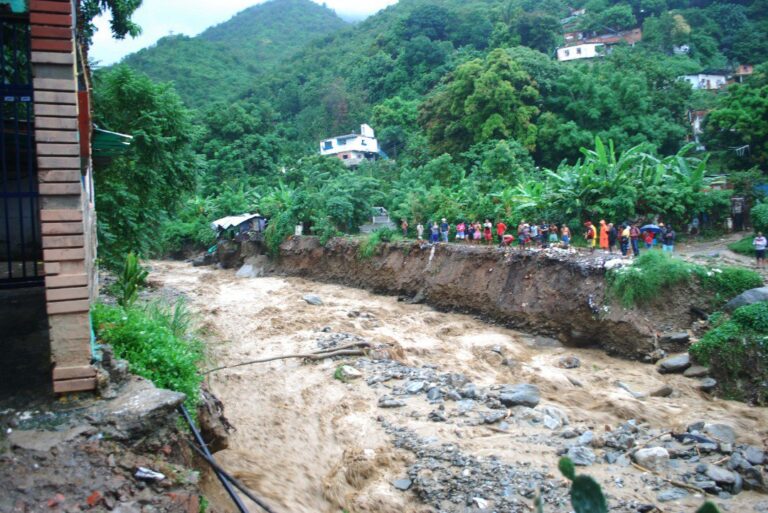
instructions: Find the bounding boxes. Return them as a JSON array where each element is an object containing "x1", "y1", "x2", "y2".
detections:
[{"x1": 640, "y1": 224, "x2": 662, "y2": 234}]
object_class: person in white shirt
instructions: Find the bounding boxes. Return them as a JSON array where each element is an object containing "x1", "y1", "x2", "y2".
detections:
[{"x1": 753, "y1": 231, "x2": 766, "y2": 268}]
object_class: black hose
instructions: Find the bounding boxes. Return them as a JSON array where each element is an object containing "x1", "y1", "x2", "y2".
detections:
[
  {"x1": 178, "y1": 405, "x2": 250, "y2": 513},
  {"x1": 186, "y1": 440, "x2": 280, "y2": 513}
]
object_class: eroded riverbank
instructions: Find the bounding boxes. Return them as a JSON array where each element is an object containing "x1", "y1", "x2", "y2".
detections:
[{"x1": 150, "y1": 260, "x2": 767, "y2": 513}]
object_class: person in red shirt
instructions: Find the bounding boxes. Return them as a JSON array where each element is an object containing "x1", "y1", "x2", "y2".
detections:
[{"x1": 496, "y1": 220, "x2": 507, "y2": 245}]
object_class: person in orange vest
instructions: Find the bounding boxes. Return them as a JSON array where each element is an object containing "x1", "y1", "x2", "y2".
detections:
[
  {"x1": 584, "y1": 221, "x2": 597, "y2": 252},
  {"x1": 599, "y1": 219, "x2": 609, "y2": 251}
]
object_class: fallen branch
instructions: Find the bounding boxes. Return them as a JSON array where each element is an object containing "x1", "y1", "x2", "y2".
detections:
[
  {"x1": 631, "y1": 462, "x2": 705, "y2": 494},
  {"x1": 203, "y1": 342, "x2": 371, "y2": 375}
]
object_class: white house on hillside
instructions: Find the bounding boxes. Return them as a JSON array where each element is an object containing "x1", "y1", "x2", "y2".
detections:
[
  {"x1": 680, "y1": 72, "x2": 729, "y2": 90},
  {"x1": 557, "y1": 43, "x2": 605, "y2": 61},
  {"x1": 320, "y1": 124, "x2": 381, "y2": 167}
]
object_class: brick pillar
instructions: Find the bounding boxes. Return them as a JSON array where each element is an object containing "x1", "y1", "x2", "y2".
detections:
[{"x1": 30, "y1": 0, "x2": 96, "y2": 393}]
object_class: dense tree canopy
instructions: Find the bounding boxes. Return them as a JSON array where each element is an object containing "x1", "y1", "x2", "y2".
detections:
[{"x1": 88, "y1": 0, "x2": 768, "y2": 261}]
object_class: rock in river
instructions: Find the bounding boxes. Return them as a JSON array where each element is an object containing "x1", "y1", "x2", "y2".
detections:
[
  {"x1": 378, "y1": 396, "x2": 406, "y2": 408},
  {"x1": 657, "y1": 488, "x2": 688, "y2": 502},
  {"x1": 499, "y1": 384, "x2": 540, "y2": 407},
  {"x1": 704, "y1": 423, "x2": 736, "y2": 444},
  {"x1": 657, "y1": 353, "x2": 691, "y2": 374},
  {"x1": 302, "y1": 294, "x2": 324, "y2": 306},
  {"x1": 633, "y1": 447, "x2": 670, "y2": 471},
  {"x1": 392, "y1": 478, "x2": 412, "y2": 491},
  {"x1": 684, "y1": 365, "x2": 709, "y2": 378},
  {"x1": 706, "y1": 465, "x2": 738, "y2": 485},
  {"x1": 567, "y1": 446, "x2": 596, "y2": 466}
]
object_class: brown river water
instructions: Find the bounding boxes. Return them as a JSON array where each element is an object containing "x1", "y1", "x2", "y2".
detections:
[{"x1": 148, "y1": 260, "x2": 768, "y2": 513}]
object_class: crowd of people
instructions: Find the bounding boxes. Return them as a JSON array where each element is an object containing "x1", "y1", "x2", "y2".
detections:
[{"x1": 401, "y1": 218, "x2": 678, "y2": 257}]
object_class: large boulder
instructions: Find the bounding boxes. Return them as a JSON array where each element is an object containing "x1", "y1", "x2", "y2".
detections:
[
  {"x1": 724, "y1": 287, "x2": 768, "y2": 312},
  {"x1": 499, "y1": 384, "x2": 541, "y2": 407},
  {"x1": 657, "y1": 353, "x2": 691, "y2": 374}
]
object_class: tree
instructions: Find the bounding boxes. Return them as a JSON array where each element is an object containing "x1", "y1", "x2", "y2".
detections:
[
  {"x1": 419, "y1": 48, "x2": 540, "y2": 155},
  {"x1": 582, "y1": 4, "x2": 637, "y2": 32},
  {"x1": 78, "y1": 0, "x2": 143, "y2": 47},
  {"x1": 516, "y1": 12, "x2": 562, "y2": 54},
  {"x1": 93, "y1": 66, "x2": 200, "y2": 267},
  {"x1": 704, "y1": 64, "x2": 768, "y2": 170}
]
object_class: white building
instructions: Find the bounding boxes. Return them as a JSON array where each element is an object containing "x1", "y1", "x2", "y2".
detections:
[
  {"x1": 556, "y1": 43, "x2": 605, "y2": 61},
  {"x1": 319, "y1": 124, "x2": 381, "y2": 167},
  {"x1": 680, "y1": 73, "x2": 729, "y2": 90}
]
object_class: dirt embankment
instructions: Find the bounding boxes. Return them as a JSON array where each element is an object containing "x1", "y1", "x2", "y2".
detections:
[{"x1": 273, "y1": 237, "x2": 703, "y2": 358}]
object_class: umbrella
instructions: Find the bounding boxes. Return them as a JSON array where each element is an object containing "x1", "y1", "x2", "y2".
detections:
[{"x1": 640, "y1": 224, "x2": 662, "y2": 234}]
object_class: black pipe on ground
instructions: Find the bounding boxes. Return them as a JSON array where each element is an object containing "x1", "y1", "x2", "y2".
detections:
[{"x1": 178, "y1": 405, "x2": 251, "y2": 513}]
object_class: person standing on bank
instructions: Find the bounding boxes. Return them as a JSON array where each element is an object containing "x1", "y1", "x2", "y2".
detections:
[
  {"x1": 662, "y1": 226, "x2": 676, "y2": 252},
  {"x1": 754, "y1": 231, "x2": 767, "y2": 268},
  {"x1": 440, "y1": 218, "x2": 449, "y2": 243},
  {"x1": 599, "y1": 220, "x2": 609, "y2": 252},
  {"x1": 416, "y1": 222, "x2": 424, "y2": 240},
  {"x1": 608, "y1": 223, "x2": 618, "y2": 253},
  {"x1": 630, "y1": 223, "x2": 641, "y2": 257},
  {"x1": 401, "y1": 218, "x2": 409, "y2": 238}
]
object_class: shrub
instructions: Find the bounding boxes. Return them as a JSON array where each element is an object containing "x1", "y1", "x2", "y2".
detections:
[
  {"x1": 752, "y1": 202, "x2": 768, "y2": 233},
  {"x1": 690, "y1": 302, "x2": 768, "y2": 404},
  {"x1": 92, "y1": 300, "x2": 204, "y2": 410},
  {"x1": 357, "y1": 228, "x2": 402, "y2": 260},
  {"x1": 112, "y1": 252, "x2": 149, "y2": 308},
  {"x1": 607, "y1": 252, "x2": 694, "y2": 307},
  {"x1": 696, "y1": 266, "x2": 764, "y2": 305}
]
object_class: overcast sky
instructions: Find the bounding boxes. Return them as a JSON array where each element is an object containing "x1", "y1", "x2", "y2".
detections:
[{"x1": 90, "y1": 0, "x2": 398, "y2": 66}]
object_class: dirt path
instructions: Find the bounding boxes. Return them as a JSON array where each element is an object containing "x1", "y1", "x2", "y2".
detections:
[
  {"x1": 676, "y1": 232, "x2": 768, "y2": 280},
  {"x1": 149, "y1": 260, "x2": 768, "y2": 513}
]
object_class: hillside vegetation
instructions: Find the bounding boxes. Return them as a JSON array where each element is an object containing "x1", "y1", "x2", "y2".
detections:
[
  {"x1": 118, "y1": 0, "x2": 348, "y2": 107},
  {"x1": 92, "y1": 0, "x2": 768, "y2": 265}
]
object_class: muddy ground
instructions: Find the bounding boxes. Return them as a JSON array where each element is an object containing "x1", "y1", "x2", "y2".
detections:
[{"x1": 150, "y1": 260, "x2": 767, "y2": 513}]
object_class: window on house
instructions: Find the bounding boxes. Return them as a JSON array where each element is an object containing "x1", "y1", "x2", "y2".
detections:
[
  {"x1": 323, "y1": 141, "x2": 332, "y2": 150},
  {"x1": 564, "y1": 49, "x2": 570, "y2": 56},
  {"x1": 576, "y1": 47, "x2": 582, "y2": 55},
  {"x1": 361, "y1": 140, "x2": 367, "y2": 146},
  {"x1": 342, "y1": 154, "x2": 349, "y2": 159},
  {"x1": 337, "y1": 138, "x2": 347, "y2": 145}
]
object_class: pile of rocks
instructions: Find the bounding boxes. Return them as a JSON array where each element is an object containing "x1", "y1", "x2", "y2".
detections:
[
  {"x1": 656, "y1": 352, "x2": 718, "y2": 392},
  {"x1": 381, "y1": 421, "x2": 570, "y2": 511}
]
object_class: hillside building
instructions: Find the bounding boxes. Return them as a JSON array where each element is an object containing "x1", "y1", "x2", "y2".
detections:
[
  {"x1": 733, "y1": 64, "x2": 754, "y2": 83},
  {"x1": 556, "y1": 28, "x2": 642, "y2": 62},
  {"x1": 319, "y1": 124, "x2": 382, "y2": 167},
  {"x1": 680, "y1": 72, "x2": 729, "y2": 90}
]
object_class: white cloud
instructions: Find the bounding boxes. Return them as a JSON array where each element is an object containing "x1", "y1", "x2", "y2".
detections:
[{"x1": 89, "y1": 0, "x2": 398, "y2": 66}]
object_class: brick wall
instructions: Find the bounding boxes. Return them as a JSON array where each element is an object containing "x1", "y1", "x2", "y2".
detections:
[{"x1": 30, "y1": 0, "x2": 96, "y2": 393}]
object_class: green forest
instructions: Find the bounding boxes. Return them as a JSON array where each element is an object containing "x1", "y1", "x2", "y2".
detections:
[{"x1": 90, "y1": 0, "x2": 768, "y2": 266}]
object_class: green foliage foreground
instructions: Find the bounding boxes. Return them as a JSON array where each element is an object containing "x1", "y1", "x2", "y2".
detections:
[
  {"x1": 607, "y1": 252, "x2": 762, "y2": 308},
  {"x1": 92, "y1": 300, "x2": 204, "y2": 411},
  {"x1": 690, "y1": 302, "x2": 768, "y2": 405}
]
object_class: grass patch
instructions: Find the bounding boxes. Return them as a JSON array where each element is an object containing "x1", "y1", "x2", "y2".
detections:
[
  {"x1": 607, "y1": 252, "x2": 695, "y2": 307},
  {"x1": 607, "y1": 251, "x2": 762, "y2": 308},
  {"x1": 92, "y1": 300, "x2": 204, "y2": 411},
  {"x1": 690, "y1": 301, "x2": 768, "y2": 404},
  {"x1": 728, "y1": 235, "x2": 756, "y2": 256},
  {"x1": 357, "y1": 227, "x2": 402, "y2": 260}
]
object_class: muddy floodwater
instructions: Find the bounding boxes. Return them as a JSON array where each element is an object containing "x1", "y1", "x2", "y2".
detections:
[{"x1": 149, "y1": 260, "x2": 768, "y2": 513}]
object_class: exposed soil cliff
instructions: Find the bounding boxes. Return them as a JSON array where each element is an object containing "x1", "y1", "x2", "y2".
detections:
[{"x1": 274, "y1": 237, "x2": 704, "y2": 358}]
